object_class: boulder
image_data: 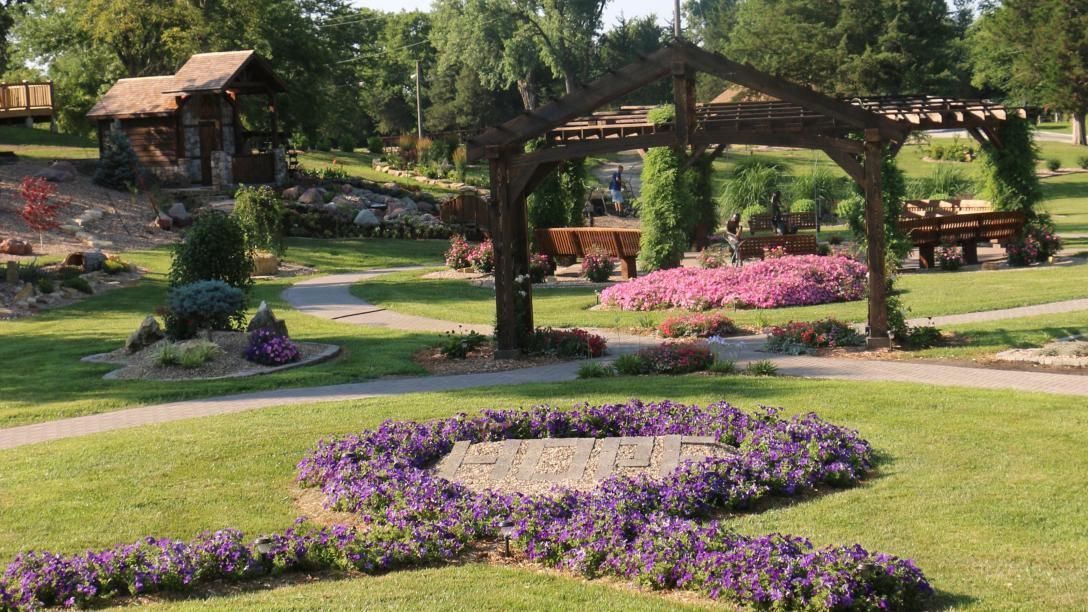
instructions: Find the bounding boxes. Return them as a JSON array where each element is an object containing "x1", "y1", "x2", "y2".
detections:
[
  {"x1": 33, "y1": 160, "x2": 77, "y2": 182},
  {"x1": 80, "y1": 250, "x2": 107, "y2": 272},
  {"x1": 416, "y1": 213, "x2": 442, "y2": 226},
  {"x1": 298, "y1": 187, "x2": 324, "y2": 205},
  {"x1": 331, "y1": 194, "x2": 361, "y2": 208},
  {"x1": 246, "y1": 301, "x2": 289, "y2": 337},
  {"x1": 167, "y1": 202, "x2": 192, "y2": 228},
  {"x1": 125, "y1": 316, "x2": 165, "y2": 353},
  {"x1": 0, "y1": 238, "x2": 32, "y2": 255},
  {"x1": 282, "y1": 186, "x2": 300, "y2": 200},
  {"x1": 416, "y1": 200, "x2": 437, "y2": 214},
  {"x1": 353, "y1": 209, "x2": 380, "y2": 227},
  {"x1": 399, "y1": 197, "x2": 419, "y2": 212},
  {"x1": 341, "y1": 183, "x2": 354, "y2": 194}
]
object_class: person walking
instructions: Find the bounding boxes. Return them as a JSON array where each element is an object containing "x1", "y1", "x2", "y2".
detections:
[
  {"x1": 609, "y1": 165, "x2": 625, "y2": 215},
  {"x1": 724, "y1": 212, "x2": 744, "y2": 265}
]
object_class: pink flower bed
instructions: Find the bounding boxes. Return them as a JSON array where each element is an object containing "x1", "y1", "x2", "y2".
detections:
[{"x1": 600, "y1": 255, "x2": 867, "y2": 311}]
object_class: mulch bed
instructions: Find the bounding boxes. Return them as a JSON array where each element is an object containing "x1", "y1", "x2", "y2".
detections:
[
  {"x1": 86, "y1": 331, "x2": 340, "y2": 381},
  {"x1": 413, "y1": 345, "x2": 560, "y2": 375}
]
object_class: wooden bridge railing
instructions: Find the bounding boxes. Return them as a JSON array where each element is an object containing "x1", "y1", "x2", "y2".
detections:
[{"x1": 0, "y1": 82, "x2": 54, "y2": 120}]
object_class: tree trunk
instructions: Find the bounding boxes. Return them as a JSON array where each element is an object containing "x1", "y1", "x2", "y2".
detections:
[
  {"x1": 516, "y1": 76, "x2": 537, "y2": 110},
  {"x1": 1072, "y1": 112, "x2": 1087, "y2": 146},
  {"x1": 563, "y1": 71, "x2": 576, "y2": 95}
]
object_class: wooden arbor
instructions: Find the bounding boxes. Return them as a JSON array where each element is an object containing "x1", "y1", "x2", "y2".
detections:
[{"x1": 466, "y1": 41, "x2": 1025, "y2": 356}]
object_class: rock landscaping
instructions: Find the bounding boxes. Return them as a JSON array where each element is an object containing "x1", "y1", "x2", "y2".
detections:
[
  {"x1": 996, "y1": 337, "x2": 1088, "y2": 368},
  {"x1": 281, "y1": 180, "x2": 453, "y2": 240},
  {"x1": 0, "y1": 255, "x2": 141, "y2": 319}
]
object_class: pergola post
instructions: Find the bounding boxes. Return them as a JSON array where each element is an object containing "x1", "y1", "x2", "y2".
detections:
[
  {"x1": 863, "y1": 129, "x2": 891, "y2": 349},
  {"x1": 490, "y1": 150, "x2": 533, "y2": 358}
]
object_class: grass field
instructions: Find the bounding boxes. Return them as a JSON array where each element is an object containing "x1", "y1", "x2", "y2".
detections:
[
  {"x1": 356, "y1": 262, "x2": 1088, "y2": 331},
  {"x1": 2, "y1": 376, "x2": 1085, "y2": 610},
  {"x1": 905, "y1": 310, "x2": 1088, "y2": 361},
  {"x1": 0, "y1": 238, "x2": 449, "y2": 427}
]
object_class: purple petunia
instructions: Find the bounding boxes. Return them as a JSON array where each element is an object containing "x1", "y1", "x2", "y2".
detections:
[{"x1": 244, "y1": 329, "x2": 300, "y2": 366}]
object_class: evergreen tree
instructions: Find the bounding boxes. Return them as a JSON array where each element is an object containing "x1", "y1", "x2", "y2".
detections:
[{"x1": 93, "y1": 130, "x2": 138, "y2": 190}]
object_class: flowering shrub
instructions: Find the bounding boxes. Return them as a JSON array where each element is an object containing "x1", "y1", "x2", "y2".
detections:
[
  {"x1": 244, "y1": 329, "x2": 301, "y2": 366},
  {"x1": 444, "y1": 235, "x2": 474, "y2": 270},
  {"x1": 765, "y1": 319, "x2": 864, "y2": 354},
  {"x1": 470, "y1": 239, "x2": 495, "y2": 273},
  {"x1": 658, "y1": 312, "x2": 737, "y2": 338},
  {"x1": 527, "y1": 327, "x2": 606, "y2": 358},
  {"x1": 601, "y1": 255, "x2": 867, "y2": 311},
  {"x1": 528, "y1": 253, "x2": 552, "y2": 284},
  {"x1": 762, "y1": 245, "x2": 788, "y2": 259},
  {"x1": 935, "y1": 242, "x2": 963, "y2": 271},
  {"x1": 1007, "y1": 223, "x2": 1062, "y2": 266},
  {"x1": 616, "y1": 342, "x2": 716, "y2": 374},
  {"x1": 697, "y1": 244, "x2": 731, "y2": 269},
  {"x1": 0, "y1": 401, "x2": 932, "y2": 610},
  {"x1": 581, "y1": 248, "x2": 616, "y2": 282}
]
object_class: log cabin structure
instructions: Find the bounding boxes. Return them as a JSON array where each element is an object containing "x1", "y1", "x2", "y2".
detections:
[
  {"x1": 465, "y1": 41, "x2": 1026, "y2": 356},
  {"x1": 86, "y1": 51, "x2": 287, "y2": 188}
]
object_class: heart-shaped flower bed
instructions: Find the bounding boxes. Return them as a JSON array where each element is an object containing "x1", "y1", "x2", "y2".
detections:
[
  {"x1": 296, "y1": 399, "x2": 932, "y2": 609},
  {"x1": 0, "y1": 400, "x2": 933, "y2": 610}
]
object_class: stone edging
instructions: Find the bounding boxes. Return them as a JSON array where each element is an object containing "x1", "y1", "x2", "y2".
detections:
[{"x1": 83, "y1": 343, "x2": 342, "y2": 381}]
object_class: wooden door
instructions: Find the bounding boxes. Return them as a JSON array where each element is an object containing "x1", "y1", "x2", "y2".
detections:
[{"x1": 199, "y1": 121, "x2": 220, "y2": 185}]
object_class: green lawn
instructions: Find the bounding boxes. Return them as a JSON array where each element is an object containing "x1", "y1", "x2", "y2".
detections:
[
  {"x1": 356, "y1": 262, "x2": 1088, "y2": 330},
  {"x1": 0, "y1": 239, "x2": 448, "y2": 427},
  {"x1": 2, "y1": 376, "x2": 1086, "y2": 610},
  {"x1": 296, "y1": 149, "x2": 488, "y2": 194},
  {"x1": 1042, "y1": 173, "x2": 1088, "y2": 236},
  {"x1": 906, "y1": 310, "x2": 1088, "y2": 361},
  {"x1": 1036, "y1": 121, "x2": 1070, "y2": 133}
]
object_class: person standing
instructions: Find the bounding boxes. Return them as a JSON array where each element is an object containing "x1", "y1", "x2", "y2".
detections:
[
  {"x1": 770, "y1": 190, "x2": 786, "y2": 235},
  {"x1": 609, "y1": 165, "x2": 625, "y2": 214},
  {"x1": 724, "y1": 212, "x2": 744, "y2": 265}
]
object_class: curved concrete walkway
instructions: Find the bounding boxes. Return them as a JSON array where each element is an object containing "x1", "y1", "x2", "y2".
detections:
[{"x1": 3, "y1": 270, "x2": 1088, "y2": 451}]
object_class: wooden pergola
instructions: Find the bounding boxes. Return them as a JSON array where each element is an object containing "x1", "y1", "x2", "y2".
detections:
[{"x1": 466, "y1": 41, "x2": 1025, "y2": 356}]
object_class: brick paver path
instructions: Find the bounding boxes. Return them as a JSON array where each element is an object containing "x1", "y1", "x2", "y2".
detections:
[{"x1": 3, "y1": 268, "x2": 1087, "y2": 451}]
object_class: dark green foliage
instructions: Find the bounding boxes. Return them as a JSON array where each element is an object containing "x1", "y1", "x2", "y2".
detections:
[
  {"x1": 526, "y1": 147, "x2": 586, "y2": 229},
  {"x1": 61, "y1": 277, "x2": 92, "y2": 294},
  {"x1": 977, "y1": 117, "x2": 1042, "y2": 216},
  {"x1": 744, "y1": 359, "x2": 779, "y2": 376},
  {"x1": 165, "y1": 280, "x2": 247, "y2": 339},
  {"x1": 367, "y1": 136, "x2": 385, "y2": 154},
  {"x1": 1077, "y1": 155, "x2": 1088, "y2": 170},
  {"x1": 36, "y1": 278, "x2": 54, "y2": 294},
  {"x1": 576, "y1": 362, "x2": 616, "y2": 379},
  {"x1": 1045, "y1": 159, "x2": 1061, "y2": 172},
  {"x1": 842, "y1": 148, "x2": 911, "y2": 262},
  {"x1": 439, "y1": 329, "x2": 489, "y2": 359},
  {"x1": 690, "y1": 155, "x2": 719, "y2": 239},
  {"x1": 169, "y1": 212, "x2": 254, "y2": 293},
  {"x1": 638, "y1": 147, "x2": 695, "y2": 271},
  {"x1": 233, "y1": 186, "x2": 285, "y2": 256},
  {"x1": 788, "y1": 166, "x2": 847, "y2": 215},
  {"x1": 93, "y1": 130, "x2": 139, "y2": 191},
  {"x1": 339, "y1": 134, "x2": 356, "y2": 152}
]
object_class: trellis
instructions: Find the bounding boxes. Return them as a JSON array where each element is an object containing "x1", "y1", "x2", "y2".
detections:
[{"x1": 465, "y1": 41, "x2": 1025, "y2": 356}]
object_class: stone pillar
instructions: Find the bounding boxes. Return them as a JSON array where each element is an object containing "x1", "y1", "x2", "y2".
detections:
[
  {"x1": 210, "y1": 151, "x2": 233, "y2": 192},
  {"x1": 273, "y1": 147, "x2": 288, "y2": 186}
]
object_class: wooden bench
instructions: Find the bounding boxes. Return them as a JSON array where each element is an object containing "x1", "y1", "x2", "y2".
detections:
[
  {"x1": 902, "y1": 199, "x2": 992, "y2": 220},
  {"x1": 898, "y1": 211, "x2": 1025, "y2": 268},
  {"x1": 440, "y1": 194, "x2": 492, "y2": 237},
  {"x1": 747, "y1": 212, "x2": 818, "y2": 234},
  {"x1": 735, "y1": 234, "x2": 819, "y2": 262},
  {"x1": 534, "y1": 227, "x2": 641, "y2": 278}
]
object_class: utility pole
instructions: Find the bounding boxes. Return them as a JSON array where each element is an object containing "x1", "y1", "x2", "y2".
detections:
[
  {"x1": 415, "y1": 60, "x2": 423, "y2": 139},
  {"x1": 674, "y1": 0, "x2": 681, "y2": 39}
]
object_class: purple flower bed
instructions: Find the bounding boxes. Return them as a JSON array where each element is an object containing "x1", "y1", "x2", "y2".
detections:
[
  {"x1": 599, "y1": 255, "x2": 867, "y2": 311},
  {"x1": 244, "y1": 329, "x2": 301, "y2": 366},
  {"x1": 1, "y1": 401, "x2": 932, "y2": 610}
]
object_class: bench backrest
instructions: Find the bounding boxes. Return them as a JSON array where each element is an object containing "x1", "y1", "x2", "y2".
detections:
[
  {"x1": 748, "y1": 212, "x2": 818, "y2": 234},
  {"x1": 898, "y1": 211, "x2": 1025, "y2": 245},
  {"x1": 533, "y1": 228, "x2": 641, "y2": 258},
  {"x1": 737, "y1": 234, "x2": 819, "y2": 260}
]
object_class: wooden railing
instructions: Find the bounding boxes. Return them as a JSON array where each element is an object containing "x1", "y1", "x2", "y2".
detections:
[{"x1": 0, "y1": 82, "x2": 54, "y2": 118}]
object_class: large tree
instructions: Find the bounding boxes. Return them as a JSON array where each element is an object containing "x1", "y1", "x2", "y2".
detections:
[
  {"x1": 714, "y1": 0, "x2": 967, "y2": 96},
  {"x1": 971, "y1": 0, "x2": 1088, "y2": 145},
  {"x1": 594, "y1": 15, "x2": 669, "y2": 104}
]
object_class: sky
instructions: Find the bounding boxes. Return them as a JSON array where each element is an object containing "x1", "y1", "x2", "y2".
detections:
[{"x1": 349, "y1": 0, "x2": 671, "y2": 28}]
